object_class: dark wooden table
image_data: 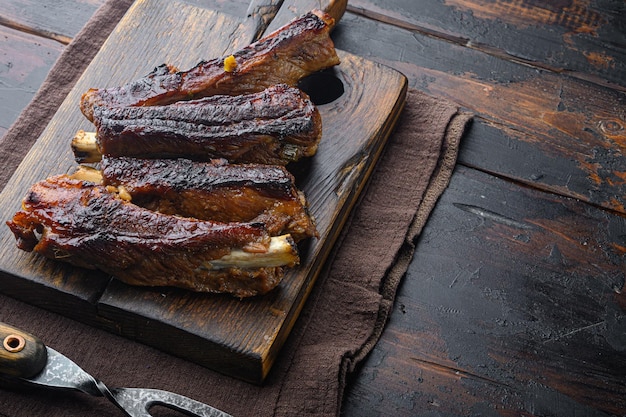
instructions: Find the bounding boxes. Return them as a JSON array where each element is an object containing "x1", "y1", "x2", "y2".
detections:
[{"x1": 1, "y1": 0, "x2": 624, "y2": 415}]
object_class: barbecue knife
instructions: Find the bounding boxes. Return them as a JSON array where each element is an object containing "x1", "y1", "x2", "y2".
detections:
[{"x1": 0, "y1": 321, "x2": 232, "y2": 417}]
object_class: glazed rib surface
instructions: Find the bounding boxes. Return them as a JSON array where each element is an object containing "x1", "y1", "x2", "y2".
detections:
[
  {"x1": 6, "y1": 175, "x2": 299, "y2": 297},
  {"x1": 89, "y1": 84, "x2": 322, "y2": 165},
  {"x1": 80, "y1": 10, "x2": 339, "y2": 121},
  {"x1": 99, "y1": 156, "x2": 318, "y2": 241}
]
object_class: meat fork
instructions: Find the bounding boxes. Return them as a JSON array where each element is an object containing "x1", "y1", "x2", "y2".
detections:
[{"x1": 0, "y1": 321, "x2": 231, "y2": 417}]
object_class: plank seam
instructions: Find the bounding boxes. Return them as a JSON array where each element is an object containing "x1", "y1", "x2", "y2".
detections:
[
  {"x1": 0, "y1": 16, "x2": 71, "y2": 45},
  {"x1": 344, "y1": 6, "x2": 626, "y2": 93}
]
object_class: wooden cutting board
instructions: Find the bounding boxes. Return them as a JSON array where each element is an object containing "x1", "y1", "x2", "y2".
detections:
[{"x1": 0, "y1": 0, "x2": 407, "y2": 383}]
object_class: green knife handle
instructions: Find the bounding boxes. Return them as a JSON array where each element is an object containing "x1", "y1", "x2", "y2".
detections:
[{"x1": 0, "y1": 321, "x2": 47, "y2": 378}]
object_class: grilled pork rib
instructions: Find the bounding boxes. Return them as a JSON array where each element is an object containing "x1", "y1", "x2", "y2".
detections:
[
  {"x1": 73, "y1": 156, "x2": 318, "y2": 241},
  {"x1": 80, "y1": 10, "x2": 339, "y2": 122},
  {"x1": 7, "y1": 175, "x2": 299, "y2": 297},
  {"x1": 74, "y1": 84, "x2": 322, "y2": 165}
]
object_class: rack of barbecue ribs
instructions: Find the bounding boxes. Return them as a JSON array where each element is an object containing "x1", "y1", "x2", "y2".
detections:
[
  {"x1": 7, "y1": 9, "x2": 338, "y2": 297},
  {"x1": 80, "y1": 9, "x2": 340, "y2": 122},
  {"x1": 72, "y1": 84, "x2": 323, "y2": 165},
  {"x1": 7, "y1": 175, "x2": 299, "y2": 297},
  {"x1": 72, "y1": 157, "x2": 318, "y2": 242}
]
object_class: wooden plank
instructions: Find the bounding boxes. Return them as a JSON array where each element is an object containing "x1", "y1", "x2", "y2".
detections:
[
  {"x1": 331, "y1": 11, "x2": 626, "y2": 215},
  {"x1": 343, "y1": 165, "x2": 626, "y2": 416},
  {"x1": 0, "y1": 25, "x2": 64, "y2": 138},
  {"x1": 347, "y1": 0, "x2": 626, "y2": 91},
  {"x1": 0, "y1": 0, "x2": 253, "y2": 43},
  {"x1": 0, "y1": 0, "x2": 102, "y2": 43},
  {"x1": 0, "y1": 0, "x2": 407, "y2": 383}
]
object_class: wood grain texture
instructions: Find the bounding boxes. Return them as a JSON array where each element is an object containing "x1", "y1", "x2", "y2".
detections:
[
  {"x1": 333, "y1": 12, "x2": 626, "y2": 216},
  {"x1": 0, "y1": 0, "x2": 101, "y2": 43},
  {"x1": 0, "y1": 0, "x2": 251, "y2": 43},
  {"x1": 0, "y1": 25, "x2": 64, "y2": 137},
  {"x1": 0, "y1": 0, "x2": 407, "y2": 383},
  {"x1": 1, "y1": 0, "x2": 624, "y2": 414},
  {"x1": 347, "y1": 0, "x2": 626, "y2": 91},
  {"x1": 343, "y1": 165, "x2": 626, "y2": 416}
]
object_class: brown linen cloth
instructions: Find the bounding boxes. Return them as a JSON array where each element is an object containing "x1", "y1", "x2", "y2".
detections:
[{"x1": 0, "y1": 1, "x2": 471, "y2": 416}]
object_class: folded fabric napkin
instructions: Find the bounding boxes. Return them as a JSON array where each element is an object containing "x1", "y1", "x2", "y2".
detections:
[{"x1": 0, "y1": 1, "x2": 471, "y2": 415}]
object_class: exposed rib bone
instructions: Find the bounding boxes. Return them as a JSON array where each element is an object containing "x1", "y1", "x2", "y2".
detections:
[
  {"x1": 71, "y1": 163, "x2": 102, "y2": 182},
  {"x1": 71, "y1": 130, "x2": 100, "y2": 163},
  {"x1": 207, "y1": 234, "x2": 298, "y2": 270},
  {"x1": 21, "y1": 170, "x2": 301, "y2": 269},
  {"x1": 7, "y1": 175, "x2": 299, "y2": 297}
]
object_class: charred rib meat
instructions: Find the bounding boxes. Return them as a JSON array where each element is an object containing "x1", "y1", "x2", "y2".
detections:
[
  {"x1": 75, "y1": 84, "x2": 322, "y2": 165},
  {"x1": 80, "y1": 10, "x2": 339, "y2": 121},
  {"x1": 6, "y1": 175, "x2": 299, "y2": 297},
  {"x1": 74, "y1": 156, "x2": 318, "y2": 241}
]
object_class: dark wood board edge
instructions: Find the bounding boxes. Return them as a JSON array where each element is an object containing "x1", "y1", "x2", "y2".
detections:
[
  {"x1": 0, "y1": 270, "x2": 106, "y2": 325},
  {"x1": 0, "y1": 0, "x2": 410, "y2": 383},
  {"x1": 95, "y1": 55, "x2": 409, "y2": 383},
  {"x1": 260, "y1": 77, "x2": 408, "y2": 380},
  {"x1": 95, "y1": 282, "x2": 267, "y2": 382},
  {"x1": 0, "y1": 215, "x2": 112, "y2": 323}
]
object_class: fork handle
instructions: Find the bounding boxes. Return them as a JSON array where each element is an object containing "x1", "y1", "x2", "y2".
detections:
[{"x1": 0, "y1": 321, "x2": 48, "y2": 378}]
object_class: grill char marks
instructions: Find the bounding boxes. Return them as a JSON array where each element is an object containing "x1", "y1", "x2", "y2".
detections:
[
  {"x1": 80, "y1": 10, "x2": 339, "y2": 122},
  {"x1": 101, "y1": 156, "x2": 318, "y2": 241},
  {"x1": 91, "y1": 84, "x2": 322, "y2": 165},
  {"x1": 9, "y1": 10, "x2": 336, "y2": 296},
  {"x1": 6, "y1": 175, "x2": 299, "y2": 297}
]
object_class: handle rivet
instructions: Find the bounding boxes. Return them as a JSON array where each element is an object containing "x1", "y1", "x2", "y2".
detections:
[{"x1": 3, "y1": 334, "x2": 26, "y2": 353}]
